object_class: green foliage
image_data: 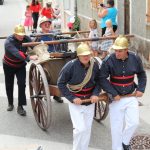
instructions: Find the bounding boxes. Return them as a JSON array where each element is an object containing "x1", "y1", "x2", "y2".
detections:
[{"x1": 72, "y1": 16, "x2": 80, "y2": 31}]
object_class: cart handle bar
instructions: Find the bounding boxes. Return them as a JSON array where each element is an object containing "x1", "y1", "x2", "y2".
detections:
[
  {"x1": 30, "y1": 30, "x2": 90, "y2": 37},
  {"x1": 0, "y1": 30, "x2": 90, "y2": 40},
  {"x1": 81, "y1": 93, "x2": 136, "y2": 104},
  {"x1": 22, "y1": 34, "x2": 134, "y2": 47}
]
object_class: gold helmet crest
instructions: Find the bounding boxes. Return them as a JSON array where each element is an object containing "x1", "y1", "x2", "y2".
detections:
[
  {"x1": 112, "y1": 35, "x2": 129, "y2": 50},
  {"x1": 77, "y1": 43, "x2": 91, "y2": 56},
  {"x1": 14, "y1": 24, "x2": 26, "y2": 36}
]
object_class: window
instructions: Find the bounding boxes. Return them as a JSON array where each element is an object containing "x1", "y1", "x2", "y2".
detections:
[
  {"x1": 63, "y1": 0, "x2": 75, "y2": 14},
  {"x1": 146, "y1": 0, "x2": 150, "y2": 23},
  {"x1": 91, "y1": 0, "x2": 104, "y2": 9},
  {"x1": 63, "y1": 0, "x2": 70, "y2": 10}
]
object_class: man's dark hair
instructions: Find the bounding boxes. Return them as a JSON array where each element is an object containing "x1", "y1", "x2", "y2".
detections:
[
  {"x1": 46, "y1": 3, "x2": 52, "y2": 8},
  {"x1": 107, "y1": 0, "x2": 114, "y2": 7},
  {"x1": 32, "y1": 0, "x2": 39, "y2": 6}
]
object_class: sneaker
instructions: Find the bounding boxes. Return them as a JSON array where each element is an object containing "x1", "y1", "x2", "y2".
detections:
[
  {"x1": 17, "y1": 106, "x2": 26, "y2": 116},
  {"x1": 7, "y1": 104, "x2": 14, "y2": 111},
  {"x1": 53, "y1": 96, "x2": 63, "y2": 103},
  {"x1": 122, "y1": 143, "x2": 131, "y2": 150}
]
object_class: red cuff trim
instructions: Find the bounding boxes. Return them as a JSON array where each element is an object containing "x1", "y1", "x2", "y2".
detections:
[{"x1": 19, "y1": 51, "x2": 26, "y2": 59}]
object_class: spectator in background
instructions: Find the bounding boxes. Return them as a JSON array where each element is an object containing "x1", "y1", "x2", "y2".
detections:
[
  {"x1": 30, "y1": 0, "x2": 41, "y2": 33},
  {"x1": 88, "y1": 19, "x2": 100, "y2": 57},
  {"x1": 24, "y1": 5, "x2": 33, "y2": 31},
  {"x1": 98, "y1": 0, "x2": 118, "y2": 36},
  {"x1": 101, "y1": 19, "x2": 115, "y2": 59},
  {"x1": 53, "y1": 4, "x2": 61, "y2": 29},
  {"x1": 53, "y1": 4, "x2": 61, "y2": 19},
  {"x1": 41, "y1": 2, "x2": 54, "y2": 19}
]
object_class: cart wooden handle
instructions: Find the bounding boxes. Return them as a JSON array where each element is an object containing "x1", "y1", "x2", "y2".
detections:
[
  {"x1": 0, "y1": 31, "x2": 90, "y2": 39},
  {"x1": 81, "y1": 92, "x2": 136, "y2": 103},
  {"x1": 30, "y1": 30, "x2": 90, "y2": 37},
  {"x1": 120, "y1": 93, "x2": 136, "y2": 98},
  {"x1": 61, "y1": 30, "x2": 90, "y2": 35},
  {"x1": 81, "y1": 93, "x2": 109, "y2": 103},
  {"x1": 0, "y1": 36, "x2": 7, "y2": 39},
  {"x1": 22, "y1": 34, "x2": 134, "y2": 47}
]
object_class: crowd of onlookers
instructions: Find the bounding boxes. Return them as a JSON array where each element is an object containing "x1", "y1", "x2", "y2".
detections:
[
  {"x1": 24, "y1": 0, "x2": 61, "y2": 33},
  {"x1": 88, "y1": 0, "x2": 118, "y2": 58},
  {"x1": 23, "y1": 0, "x2": 118, "y2": 59}
]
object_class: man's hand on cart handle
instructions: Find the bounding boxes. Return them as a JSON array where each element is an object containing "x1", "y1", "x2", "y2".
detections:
[
  {"x1": 90, "y1": 95, "x2": 99, "y2": 103},
  {"x1": 114, "y1": 95, "x2": 121, "y2": 101},
  {"x1": 81, "y1": 93, "x2": 109, "y2": 104},
  {"x1": 80, "y1": 92, "x2": 139, "y2": 104},
  {"x1": 114, "y1": 92, "x2": 138, "y2": 101},
  {"x1": 73, "y1": 98, "x2": 82, "y2": 105},
  {"x1": 30, "y1": 55, "x2": 38, "y2": 61},
  {"x1": 135, "y1": 91, "x2": 143, "y2": 97}
]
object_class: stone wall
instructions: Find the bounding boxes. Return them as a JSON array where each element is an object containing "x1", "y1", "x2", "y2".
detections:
[
  {"x1": 130, "y1": 0, "x2": 150, "y2": 66},
  {"x1": 130, "y1": 36, "x2": 150, "y2": 67}
]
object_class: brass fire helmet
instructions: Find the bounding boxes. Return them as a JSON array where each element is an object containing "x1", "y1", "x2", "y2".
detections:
[
  {"x1": 77, "y1": 43, "x2": 91, "y2": 56},
  {"x1": 14, "y1": 24, "x2": 26, "y2": 36},
  {"x1": 112, "y1": 35, "x2": 129, "y2": 50}
]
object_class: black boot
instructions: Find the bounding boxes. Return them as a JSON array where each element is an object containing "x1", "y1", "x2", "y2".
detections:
[
  {"x1": 17, "y1": 106, "x2": 26, "y2": 116},
  {"x1": 53, "y1": 96, "x2": 63, "y2": 103},
  {"x1": 122, "y1": 143, "x2": 131, "y2": 150},
  {"x1": 7, "y1": 104, "x2": 14, "y2": 111}
]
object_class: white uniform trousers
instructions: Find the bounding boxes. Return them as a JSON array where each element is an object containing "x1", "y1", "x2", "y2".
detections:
[
  {"x1": 109, "y1": 96, "x2": 139, "y2": 150},
  {"x1": 68, "y1": 103, "x2": 95, "y2": 150}
]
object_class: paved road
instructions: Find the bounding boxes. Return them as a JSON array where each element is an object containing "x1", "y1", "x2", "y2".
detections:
[{"x1": 0, "y1": 0, "x2": 150, "y2": 150}]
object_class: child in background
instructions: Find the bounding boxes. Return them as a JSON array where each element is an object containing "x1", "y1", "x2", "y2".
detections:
[
  {"x1": 24, "y1": 5, "x2": 33, "y2": 31},
  {"x1": 88, "y1": 19, "x2": 100, "y2": 57},
  {"x1": 101, "y1": 19, "x2": 115, "y2": 59}
]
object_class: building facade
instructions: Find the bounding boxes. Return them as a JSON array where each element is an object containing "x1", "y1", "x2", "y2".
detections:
[{"x1": 54, "y1": 0, "x2": 150, "y2": 64}]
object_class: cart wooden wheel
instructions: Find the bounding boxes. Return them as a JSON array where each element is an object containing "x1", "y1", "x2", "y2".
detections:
[
  {"x1": 94, "y1": 100, "x2": 109, "y2": 122},
  {"x1": 29, "y1": 63, "x2": 52, "y2": 130}
]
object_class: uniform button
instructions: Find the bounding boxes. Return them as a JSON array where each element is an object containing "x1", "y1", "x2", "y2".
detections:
[{"x1": 123, "y1": 71, "x2": 125, "y2": 73}]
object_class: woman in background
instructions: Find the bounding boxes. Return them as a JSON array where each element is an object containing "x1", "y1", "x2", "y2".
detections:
[
  {"x1": 98, "y1": 0, "x2": 118, "y2": 36},
  {"x1": 30, "y1": 0, "x2": 41, "y2": 33}
]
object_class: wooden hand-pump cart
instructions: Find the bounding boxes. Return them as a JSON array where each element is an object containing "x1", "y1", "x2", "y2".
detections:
[{"x1": 22, "y1": 34, "x2": 134, "y2": 130}]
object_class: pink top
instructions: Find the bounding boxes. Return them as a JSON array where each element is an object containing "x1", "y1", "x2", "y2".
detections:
[{"x1": 25, "y1": 10, "x2": 32, "y2": 17}]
